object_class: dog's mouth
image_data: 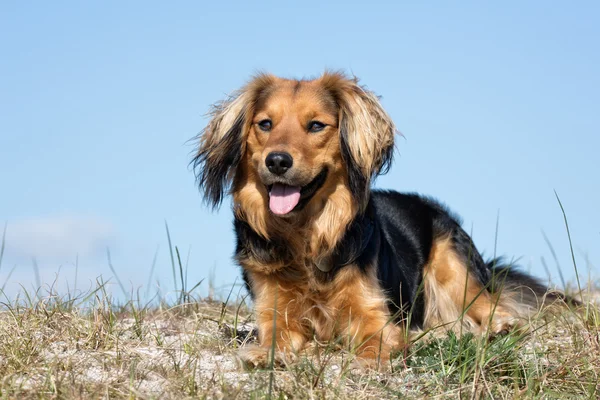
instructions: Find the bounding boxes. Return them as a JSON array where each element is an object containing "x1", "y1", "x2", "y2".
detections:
[{"x1": 266, "y1": 168, "x2": 328, "y2": 216}]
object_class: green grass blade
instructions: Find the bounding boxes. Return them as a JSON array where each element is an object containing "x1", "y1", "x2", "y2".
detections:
[
  {"x1": 554, "y1": 190, "x2": 582, "y2": 296},
  {"x1": 1, "y1": 264, "x2": 17, "y2": 293},
  {"x1": 144, "y1": 245, "x2": 160, "y2": 301},
  {"x1": 175, "y1": 246, "x2": 186, "y2": 304},
  {"x1": 542, "y1": 230, "x2": 567, "y2": 290},
  {"x1": 106, "y1": 248, "x2": 128, "y2": 299},
  {"x1": 165, "y1": 221, "x2": 178, "y2": 296},
  {"x1": 268, "y1": 285, "x2": 278, "y2": 398}
]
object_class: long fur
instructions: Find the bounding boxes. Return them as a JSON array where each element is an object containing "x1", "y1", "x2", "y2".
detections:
[
  {"x1": 193, "y1": 72, "x2": 574, "y2": 368},
  {"x1": 192, "y1": 74, "x2": 277, "y2": 208}
]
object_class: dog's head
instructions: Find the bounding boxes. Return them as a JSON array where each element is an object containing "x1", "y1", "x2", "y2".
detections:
[{"x1": 193, "y1": 72, "x2": 395, "y2": 226}]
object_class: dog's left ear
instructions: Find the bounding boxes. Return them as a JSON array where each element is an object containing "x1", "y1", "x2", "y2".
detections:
[{"x1": 329, "y1": 74, "x2": 396, "y2": 207}]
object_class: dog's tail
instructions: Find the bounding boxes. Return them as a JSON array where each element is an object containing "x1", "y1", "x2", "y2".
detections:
[{"x1": 486, "y1": 258, "x2": 581, "y2": 313}]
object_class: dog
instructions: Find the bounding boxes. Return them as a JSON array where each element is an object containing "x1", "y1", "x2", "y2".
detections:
[{"x1": 192, "y1": 71, "x2": 569, "y2": 368}]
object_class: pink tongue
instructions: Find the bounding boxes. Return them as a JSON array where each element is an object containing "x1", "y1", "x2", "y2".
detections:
[{"x1": 269, "y1": 183, "x2": 301, "y2": 215}]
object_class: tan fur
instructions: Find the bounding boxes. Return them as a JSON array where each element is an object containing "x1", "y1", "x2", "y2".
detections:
[
  {"x1": 202, "y1": 73, "x2": 404, "y2": 367},
  {"x1": 242, "y1": 261, "x2": 404, "y2": 366},
  {"x1": 198, "y1": 72, "x2": 544, "y2": 370},
  {"x1": 319, "y1": 74, "x2": 396, "y2": 183},
  {"x1": 231, "y1": 73, "x2": 366, "y2": 259},
  {"x1": 200, "y1": 74, "x2": 277, "y2": 161},
  {"x1": 422, "y1": 236, "x2": 523, "y2": 335}
]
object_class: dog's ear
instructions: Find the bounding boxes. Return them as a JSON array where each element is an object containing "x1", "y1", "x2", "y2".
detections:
[
  {"x1": 192, "y1": 75, "x2": 275, "y2": 208},
  {"x1": 324, "y1": 73, "x2": 396, "y2": 207},
  {"x1": 192, "y1": 91, "x2": 249, "y2": 208}
]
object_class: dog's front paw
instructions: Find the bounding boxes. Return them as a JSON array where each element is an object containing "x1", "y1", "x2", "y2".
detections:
[
  {"x1": 487, "y1": 312, "x2": 526, "y2": 338},
  {"x1": 237, "y1": 345, "x2": 296, "y2": 370}
]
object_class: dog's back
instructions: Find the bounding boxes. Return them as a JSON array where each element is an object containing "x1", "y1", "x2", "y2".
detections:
[{"x1": 370, "y1": 190, "x2": 570, "y2": 334}]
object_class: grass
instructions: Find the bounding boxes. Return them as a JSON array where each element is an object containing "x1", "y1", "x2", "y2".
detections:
[
  {"x1": 0, "y1": 285, "x2": 597, "y2": 399},
  {"x1": 0, "y1": 203, "x2": 598, "y2": 399}
]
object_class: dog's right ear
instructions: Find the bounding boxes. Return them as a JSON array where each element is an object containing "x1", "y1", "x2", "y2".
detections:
[
  {"x1": 192, "y1": 90, "x2": 250, "y2": 208},
  {"x1": 192, "y1": 75, "x2": 274, "y2": 209}
]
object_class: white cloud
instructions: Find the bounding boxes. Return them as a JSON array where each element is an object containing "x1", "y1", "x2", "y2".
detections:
[{"x1": 3, "y1": 215, "x2": 116, "y2": 262}]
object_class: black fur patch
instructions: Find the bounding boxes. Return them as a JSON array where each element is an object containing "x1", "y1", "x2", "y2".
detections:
[
  {"x1": 330, "y1": 206, "x2": 375, "y2": 269},
  {"x1": 377, "y1": 139, "x2": 394, "y2": 176},
  {"x1": 234, "y1": 218, "x2": 293, "y2": 267},
  {"x1": 234, "y1": 217, "x2": 293, "y2": 298}
]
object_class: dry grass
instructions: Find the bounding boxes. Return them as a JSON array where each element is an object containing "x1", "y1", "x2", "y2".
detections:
[
  {"x1": 1, "y1": 207, "x2": 597, "y2": 399},
  {"x1": 0, "y1": 282, "x2": 598, "y2": 399}
]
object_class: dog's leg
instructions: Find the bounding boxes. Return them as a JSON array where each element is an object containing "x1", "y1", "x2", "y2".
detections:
[
  {"x1": 331, "y1": 267, "x2": 404, "y2": 369},
  {"x1": 238, "y1": 274, "x2": 309, "y2": 368},
  {"x1": 342, "y1": 313, "x2": 403, "y2": 370},
  {"x1": 423, "y1": 236, "x2": 522, "y2": 336}
]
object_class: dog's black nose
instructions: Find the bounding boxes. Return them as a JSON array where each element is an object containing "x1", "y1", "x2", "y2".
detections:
[{"x1": 265, "y1": 152, "x2": 293, "y2": 175}]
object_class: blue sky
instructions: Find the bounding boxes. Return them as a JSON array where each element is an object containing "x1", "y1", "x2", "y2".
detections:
[{"x1": 1, "y1": 1, "x2": 598, "y2": 300}]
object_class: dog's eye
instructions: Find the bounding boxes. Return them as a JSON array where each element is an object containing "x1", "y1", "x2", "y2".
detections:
[
  {"x1": 257, "y1": 119, "x2": 272, "y2": 132},
  {"x1": 308, "y1": 121, "x2": 326, "y2": 133}
]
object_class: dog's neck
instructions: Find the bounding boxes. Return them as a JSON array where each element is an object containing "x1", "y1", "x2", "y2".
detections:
[
  {"x1": 234, "y1": 188, "x2": 374, "y2": 277},
  {"x1": 234, "y1": 202, "x2": 375, "y2": 281}
]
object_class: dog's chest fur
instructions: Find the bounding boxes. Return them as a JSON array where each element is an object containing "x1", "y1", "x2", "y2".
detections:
[{"x1": 233, "y1": 215, "x2": 386, "y2": 341}]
